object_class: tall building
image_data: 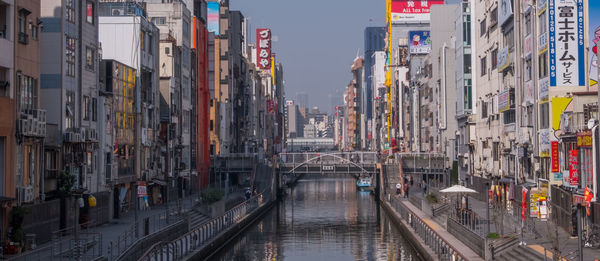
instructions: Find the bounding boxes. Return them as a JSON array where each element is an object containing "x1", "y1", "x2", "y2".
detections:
[
  {"x1": 296, "y1": 92, "x2": 308, "y2": 109},
  {"x1": 454, "y1": 0, "x2": 473, "y2": 181},
  {"x1": 99, "y1": 1, "x2": 160, "y2": 216},
  {"x1": 364, "y1": 27, "x2": 386, "y2": 122},
  {"x1": 41, "y1": 0, "x2": 101, "y2": 196}
]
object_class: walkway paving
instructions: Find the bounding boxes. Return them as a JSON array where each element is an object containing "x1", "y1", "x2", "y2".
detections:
[{"x1": 392, "y1": 195, "x2": 484, "y2": 261}]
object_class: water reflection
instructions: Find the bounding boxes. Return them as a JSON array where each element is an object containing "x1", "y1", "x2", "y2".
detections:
[{"x1": 211, "y1": 177, "x2": 421, "y2": 261}]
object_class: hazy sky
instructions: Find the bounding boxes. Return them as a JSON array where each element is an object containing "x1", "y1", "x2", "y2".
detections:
[{"x1": 230, "y1": 0, "x2": 385, "y2": 113}]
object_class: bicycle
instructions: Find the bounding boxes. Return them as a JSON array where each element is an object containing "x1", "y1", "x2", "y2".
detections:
[{"x1": 584, "y1": 224, "x2": 600, "y2": 248}]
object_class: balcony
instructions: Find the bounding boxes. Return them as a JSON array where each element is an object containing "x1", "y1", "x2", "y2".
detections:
[{"x1": 18, "y1": 32, "x2": 28, "y2": 44}]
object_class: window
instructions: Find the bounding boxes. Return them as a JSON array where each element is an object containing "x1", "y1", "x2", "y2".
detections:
[
  {"x1": 66, "y1": 36, "x2": 76, "y2": 77},
  {"x1": 493, "y1": 142, "x2": 500, "y2": 161},
  {"x1": 165, "y1": 47, "x2": 170, "y2": 54},
  {"x1": 140, "y1": 31, "x2": 145, "y2": 51},
  {"x1": 481, "y1": 101, "x2": 488, "y2": 118},
  {"x1": 66, "y1": 91, "x2": 75, "y2": 130},
  {"x1": 31, "y1": 25, "x2": 38, "y2": 40},
  {"x1": 464, "y1": 79, "x2": 472, "y2": 110},
  {"x1": 480, "y1": 56, "x2": 487, "y2": 76},
  {"x1": 539, "y1": 11, "x2": 547, "y2": 34},
  {"x1": 86, "y1": 47, "x2": 95, "y2": 71},
  {"x1": 210, "y1": 120, "x2": 214, "y2": 131},
  {"x1": 504, "y1": 28, "x2": 514, "y2": 50},
  {"x1": 151, "y1": 17, "x2": 166, "y2": 25},
  {"x1": 66, "y1": 0, "x2": 75, "y2": 23},
  {"x1": 540, "y1": 103, "x2": 549, "y2": 129},
  {"x1": 525, "y1": 13, "x2": 532, "y2": 36},
  {"x1": 18, "y1": 11, "x2": 28, "y2": 44},
  {"x1": 490, "y1": 7, "x2": 498, "y2": 28},
  {"x1": 524, "y1": 58, "x2": 532, "y2": 82},
  {"x1": 503, "y1": 109, "x2": 516, "y2": 124},
  {"x1": 480, "y1": 18, "x2": 486, "y2": 36},
  {"x1": 491, "y1": 49, "x2": 498, "y2": 69},
  {"x1": 464, "y1": 54, "x2": 471, "y2": 72},
  {"x1": 539, "y1": 52, "x2": 548, "y2": 78},
  {"x1": 83, "y1": 95, "x2": 90, "y2": 120},
  {"x1": 86, "y1": 1, "x2": 94, "y2": 24},
  {"x1": 19, "y1": 75, "x2": 37, "y2": 111},
  {"x1": 463, "y1": 14, "x2": 471, "y2": 45},
  {"x1": 92, "y1": 98, "x2": 97, "y2": 121}
]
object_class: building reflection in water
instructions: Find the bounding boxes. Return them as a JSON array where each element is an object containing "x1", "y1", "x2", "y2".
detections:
[{"x1": 211, "y1": 177, "x2": 421, "y2": 261}]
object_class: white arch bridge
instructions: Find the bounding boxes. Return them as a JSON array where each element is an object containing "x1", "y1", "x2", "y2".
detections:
[{"x1": 278, "y1": 152, "x2": 379, "y2": 175}]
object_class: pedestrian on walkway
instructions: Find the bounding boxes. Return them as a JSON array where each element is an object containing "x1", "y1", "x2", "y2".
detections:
[
  {"x1": 404, "y1": 183, "x2": 409, "y2": 198},
  {"x1": 396, "y1": 183, "x2": 402, "y2": 195},
  {"x1": 409, "y1": 176, "x2": 413, "y2": 186}
]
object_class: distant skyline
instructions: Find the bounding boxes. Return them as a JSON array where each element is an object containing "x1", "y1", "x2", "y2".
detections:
[{"x1": 230, "y1": 0, "x2": 385, "y2": 114}]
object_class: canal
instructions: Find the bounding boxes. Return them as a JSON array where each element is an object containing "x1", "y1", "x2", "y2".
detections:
[{"x1": 211, "y1": 176, "x2": 421, "y2": 260}]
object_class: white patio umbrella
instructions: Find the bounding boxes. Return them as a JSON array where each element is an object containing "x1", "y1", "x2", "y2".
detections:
[
  {"x1": 440, "y1": 185, "x2": 478, "y2": 210},
  {"x1": 439, "y1": 185, "x2": 477, "y2": 194}
]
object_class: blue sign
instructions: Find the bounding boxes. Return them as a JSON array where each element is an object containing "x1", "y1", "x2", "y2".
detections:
[{"x1": 549, "y1": 0, "x2": 585, "y2": 87}]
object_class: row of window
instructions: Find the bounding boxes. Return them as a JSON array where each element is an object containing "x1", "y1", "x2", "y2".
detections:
[{"x1": 66, "y1": 0, "x2": 95, "y2": 24}]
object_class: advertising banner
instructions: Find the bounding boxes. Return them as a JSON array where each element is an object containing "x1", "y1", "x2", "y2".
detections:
[
  {"x1": 498, "y1": 89, "x2": 511, "y2": 112},
  {"x1": 391, "y1": 0, "x2": 444, "y2": 23},
  {"x1": 408, "y1": 31, "x2": 431, "y2": 54},
  {"x1": 522, "y1": 188, "x2": 528, "y2": 221},
  {"x1": 529, "y1": 188, "x2": 540, "y2": 218},
  {"x1": 549, "y1": 0, "x2": 585, "y2": 87},
  {"x1": 589, "y1": 0, "x2": 600, "y2": 87},
  {"x1": 137, "y1": 181, "x2": 147, "y2": 197},
  {"x1": 540, "y1": 129, "x2": 550, "y2": 157},
  {"x1": 207, "y1": 2, "x2": 219, "y2": 33},
  {"x1": 577, "y1": 130, "x2": 593, "y2": 148},
  {"x1": 551, "y1": 141, "x2": 560, "y2": 172},
  {"x1": 256, "y1": 28, "x2": 272, "y2": 70},
  {"x1": 539, "y1": 77, "x2": 549, "y2": 102},
  {"x1": 569, "y1": 150, "x2": 579, "y2": 186}
]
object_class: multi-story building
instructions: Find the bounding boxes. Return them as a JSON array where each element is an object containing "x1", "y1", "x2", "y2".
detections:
[
  {"x1": 41, "y1": 0, "x2": 100, "y2": 197},
  {"x1": 364, "y1": 27, "x2": 386, "y2": 125},
  {"x1": 454, "y1": 0, "x2": 474, "y2": 182},
  {"x1": 98, "y1": 1, "x2": 160, "y2": 215},
  {"x1": 0, "y1": 0, "x2": 15, "y2": 238},
  {"x1": 428, "y1": 4, "x2": 458, "y2": 159}
]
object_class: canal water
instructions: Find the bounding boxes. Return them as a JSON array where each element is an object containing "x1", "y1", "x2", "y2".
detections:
[{"x1": 211, "y1": 177, "x2": 421, "y2": 261}]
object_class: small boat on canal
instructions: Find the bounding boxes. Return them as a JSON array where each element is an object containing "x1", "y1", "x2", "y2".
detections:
[{"x1": 356, "y1": 176, "x2": 372, "y2": 191}]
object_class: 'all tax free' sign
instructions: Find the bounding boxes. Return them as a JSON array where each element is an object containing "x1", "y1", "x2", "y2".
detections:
[
  {"x1": 256, "y1": 28, "x2": 272, "y2": 70},
  {"x1": 549, "y1": 0, "x2": 585, "y2": 87}
]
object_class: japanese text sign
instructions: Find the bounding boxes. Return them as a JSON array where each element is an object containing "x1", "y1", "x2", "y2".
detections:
[
  {"x1": 391, "y1": 0, "x2": 444, "y2": 23},
  {"x1": 408, "y1": 31, "x2": 431, "y2": 54},
  {"x1": 577, "y1": 130, "x2": 592, "y2": 148},
  {"x1": 551, "y1": 141, "x2": 559, "y2": 172},
  {"x1": 256, "y1": 28, "x2": 272, "y2": 70},
  {"x1": 569, "y1": 149, "x2": 579, "y2": 186},
  {"x1": 549, "y1": 0, "x2": 585, "y2": 87}
]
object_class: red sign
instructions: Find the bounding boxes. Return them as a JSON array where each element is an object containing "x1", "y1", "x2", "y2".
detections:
[
  {"x1": 569, "y1": 150, "x2": 579, "y2": 186},
  {"x1": 137, "y1": 181, "x2": 147, "y2": 197},
  {"x1": 256, "y1": 28, "x2": 272, "y2": 70},
  {"x1": 577, "y1": 130, "x2": 593, "y2": 148},
  {"x1": 521, "y1": 188, "x2": 528, "y2": 221},
  {"x1": 551, "y1": 141, "x2": 560, "y2": 172},
  {"x1": 391, "y1": 0, "x2": 444, "y2": 22}
]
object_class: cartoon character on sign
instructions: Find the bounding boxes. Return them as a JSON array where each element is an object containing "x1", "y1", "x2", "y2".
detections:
[
  {"x1": 591, "y1": 27, "x2": 600, "y2": 87},
  {"x1": 412, "y1": 33, "x2": 420, "y2": 47}
]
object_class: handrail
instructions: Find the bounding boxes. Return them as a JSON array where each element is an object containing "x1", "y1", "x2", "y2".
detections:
[
  {"x1": 139, "y1": 192, "x2": 269, "y2": 261},
  {"x1": 284, "y1": 153, "x2": 375, "y2": 174},
  {"x1": 390, "y1": 197, "x2": 468, "y2": 260}
]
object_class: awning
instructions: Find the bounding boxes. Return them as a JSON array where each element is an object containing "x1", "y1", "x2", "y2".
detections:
[
  {"x1": 440, "y1": 185, "x2": 478, "y2": 193},
  {"x1": 499, "y1": 177, "x2": 514, "y2": 184}
]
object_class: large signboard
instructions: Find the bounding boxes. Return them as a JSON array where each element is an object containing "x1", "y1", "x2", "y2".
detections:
[
  {"x1": 589, "y1": 1, "x2": 600, "y2": 87},
  {"x1": 207, "y1": 2, "x2": 219, "y2": 33},
  {"x1": 549, "y1": 0, "x2": 585, "y2": 87},
  {"x1": 498, "y1": 89, "x2": 511, "y2": 113},
  {"x1": 569, "y1": 150, "x2": 579, "y2": 186},
  {"x1": 256, "y1": 28, "x2": 272, "y2": 70},
  {"x1": 540, "y1": 129, "x2": 550, "y2": 157},
  {"x1": 551, "y1": 141, "x2": 560, "y2": 172},
  {"x1": 391, "y1": 0, "x2": 444, "y2": 23},
  {"x1": 408, "y1": 31, "x2": 431, "y2": 54}
]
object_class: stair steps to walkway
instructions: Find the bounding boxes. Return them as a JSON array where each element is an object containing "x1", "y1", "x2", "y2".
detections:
[
  {"x1": 496, "y1": 245, "x2": 547, "y2": 261},
  {"x1": 188, "y1": 208, "x2": 211, "y2": 230}
]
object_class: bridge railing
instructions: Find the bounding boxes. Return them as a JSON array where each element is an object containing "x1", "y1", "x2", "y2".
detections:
[
  {"x1": 138, "y1": 192, "x2": 270, "y2": 261},
  {"x1": 279, "y1": 152, "x2": 378, "y2": 164}
]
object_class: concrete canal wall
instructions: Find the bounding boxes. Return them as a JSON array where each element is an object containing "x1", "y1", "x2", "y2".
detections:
[{"x1": 184, "y1": 198, "x2": 276, "y2": 260}]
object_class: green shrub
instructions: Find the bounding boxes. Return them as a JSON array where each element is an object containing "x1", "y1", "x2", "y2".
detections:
[
  {"x1": 426, "y1": 194, "x2": 438, "y2": 203},
  {"x1": 201, "y1": 188, "x2": 224, "y2": 204},
  {"x1": 487, "y1": 232, "x2": 499, "y2": 239}
]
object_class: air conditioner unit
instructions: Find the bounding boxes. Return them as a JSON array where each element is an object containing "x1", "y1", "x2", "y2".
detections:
[
  {"x1": 24, "y1": 186, "x2": 34, "y2": 203},
  {"x1": 111, "y1": 8, "x2": 124, "y2": 16}
]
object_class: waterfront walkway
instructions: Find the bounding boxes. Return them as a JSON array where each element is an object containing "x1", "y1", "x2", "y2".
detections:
[{"x1": 388, "y1": 195, "x2": 484, "y2": 260}]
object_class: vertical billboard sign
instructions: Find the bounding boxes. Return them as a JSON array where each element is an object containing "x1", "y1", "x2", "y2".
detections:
[
  {"x1": 551, "y1": 141, "x2": 560, "y2": 172},
  {"x1": 256, "y1": 28, "x2": 272, "y2": 70},
  {"x1": 391, "y1": 0, "x2": 444, "y2": 23},
  {"x1": 408, "y1": 31, "x2": 431, "y2": 54},
  {"x1": 549, "y1": 0, "x2": 585, "y2": 87},
  {"x1": 590, "y1": 1, "x2": 600, "y2": 87},
  {"x1": 569, "y1": 150, "x2": 579, "y2": 186},
  {"x1": 207, "y1": 2, "x2": 219, "y2": 33}
]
